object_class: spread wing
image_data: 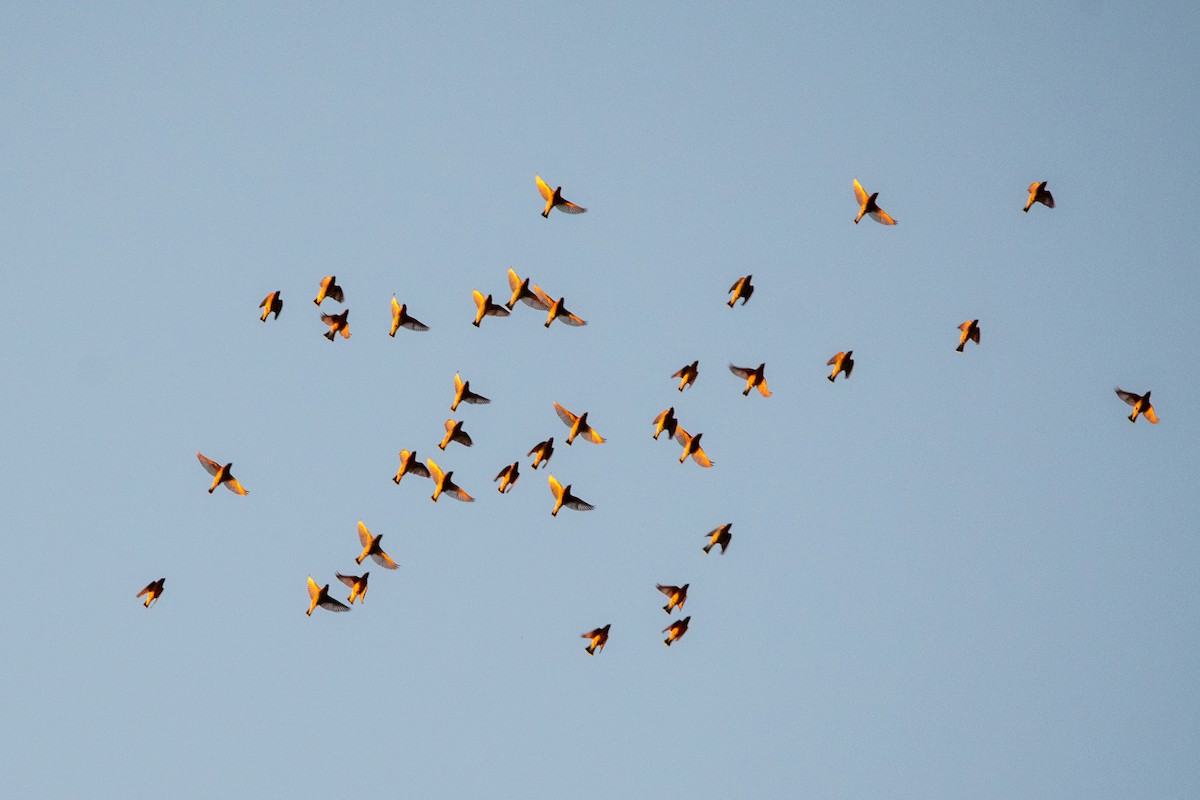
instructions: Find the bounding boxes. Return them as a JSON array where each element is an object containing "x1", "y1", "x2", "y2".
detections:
[
  {"x1": 531, "y1": 285, "x2": 555, "y2": 310},
  {"x1": 652, "y1": 409, "x2": 669, "y2": 426},
  {"x1": 729, "y1": 277, "x2": 743, "y2": 293},
  {"x1": 1144, "y1": 406, "x2": 1159, "y2": 424},
  {"x1": 307, "y1": 576, "x2": 321, "y2": 601},
  {"x1": 473, "y1": 290, "x2": 486, "y2": 311},
  {"x1": 657, "y1": 584, "x2": 679, "y2": 598},
  {"x1": 557, "y1": 200, "x2": 586, "y2": 214},
  {"x1": 426, "y1": 458, "x2": 445, "y2": 483},
  {"x1": 319, "y1": 596, "x2": 351, "y2": 613},
  {"x1": 690, "y1": 447, "x2": 714, "y2": 468},
  {"x1": 535, "y1": 175, "x2": 553, "y2": 201},
  {"x1": 548, "y1": 474, "x2": 564, "y2": 500},
  {"x1": 757, "y1": 380, "x2": 771, "y2": 398},
  {"x1": 196, "y1": 453, "x2": 221, "y2": 476},
  {"x1": 454, "y1": 373, "x2": 464, "y2": 395},
  {"x1": 853, "y1": 178, "x2": 868, "y2": 207},
  {"x1": 528, "y1": 440, "x2": 549, "y2": 457},
  {"x1": 408, "y1": 460, "x2": 431, "y2": 478},
  {"x1": 564, "y1": 496, "x2": 594, "y2": 511},
  {"x1": 401, "y1": 315, "x2": 429, "y2": 331},
  {"x1": 673, "y1": 427, "x2": 692, "y2": 447},
  {"x1": 453, "y1": 429, "x2": 474, "y2": 447},
  {"x1": 1041, "y1": 189, "x2": 1055, "y2": 208},
  {"x1": 357, "y1": 520, "x2": 372, "y2": 548},
  {"x1": 445, "y1": 484, "x2": 474, "y2": 502},
  {"x1": 553, "y1": 402, "x2": 578, "y2": 427},
  {"x1": 336, "y1": 573, "x2": 360, "y2": 589},
  {"x1": 868, "y1": 208, "x2": 896, "y2": 225},
  {"x1": 328, "y1": 284, "x2": 344, "y2": 303},
  {"x1": 391, "y1": 295, "x2": 401, "y2": 319},
  {"x1": 494, "y1": 464, "x2": 514, "y2": 482},
  {"x1": 223, "y1": 477, "x2": 248, "y2": 495},
  {"x1": 559, "y1": 310, "x2": 587, "y2": 326},
  {"x1": 581, "y1": 426, "x2": 606, "y2": 444},
  {"x1": 827, "y1": 353, "x2": 844, "y2": 366},
  {"x1": 843, "y1": 358, "x2": 855, "y2": 378},
  {"x1": 728, "y1": 364, "x2": 753, "y2": 379},
  {"x1": 370, "y1": 550, "x2": 399, "y2": 570}
]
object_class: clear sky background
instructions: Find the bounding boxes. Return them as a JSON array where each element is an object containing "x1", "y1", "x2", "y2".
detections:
[{"x1": 3, "y1": 3, "x2": 1198, "y2": 798}]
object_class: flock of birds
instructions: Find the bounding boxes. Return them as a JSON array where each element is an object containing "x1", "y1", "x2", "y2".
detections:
[{"x1": 136, "y1": 175, "x2": 1161, "y2": 654}]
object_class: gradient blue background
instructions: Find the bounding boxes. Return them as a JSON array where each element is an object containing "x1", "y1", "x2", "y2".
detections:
[{"x1": 3, "y1": 3, "x2": 1198, "y2": 797}]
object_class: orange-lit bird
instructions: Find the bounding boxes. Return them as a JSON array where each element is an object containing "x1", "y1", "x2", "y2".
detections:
[
  {"x1": 494, "y1": 462, "x2": 520, "y2": 494},
  {"x1": 506, "y1": 268, "x2": 549, "y2": 311},
  {"x1": 427, "y1": 458, "x2": 475, "y2": 503},
  {"x1": 307, "y1": 576, "x2": 350, "y2": 616},
  {"x1": 528, "y1": 437, "x2": 555, "y2": 470},
  {"x1": 530, "y1": 285, "x2": 587, "y2": 328},
  {"x1": 582, "y1": 624, "x2": 611, "y2": 656},
  {"x1": 703, "y1": 523, "x2": 732, "y2": 555},
  {"x1": 390, "y1": 296, "x2": 429, "y2": 336},
  {"x1": 728, "y1": 275, "x2": 754, "y2": 307},
  {"x1": 336, "y1": 572, "x2": 369, "y2": 604},
  {"x1": 652, "y1": 407, "x2": 678, "y2": 441},
  {"x1": 957, "y1": 320, "x2": 981, "y2": 352},
  {"x1": 313, "y1": 275, "x2": 344, "y2": 306},
  {"x1": 673, "y1": 361, "x2": 699, "y2": 392},
  {"x1": 438, "y1": 419, "x2": 473, "y2": 451},
  {"x1": 553, "y1": 402, "x2": 606, "y2": 445},
  {"x1": 321, "y1": 308, "x2": 350, "y2": 341},
  {"x1": 1024, "y1": 181, "x2": 1054, "y2": 213},
  {"x1": 663, "y1": 616, "x2": 691, "y2": 646},
  {"x1": 1114, "y1": 388, "x2": 1159, "y2": 424},
  {"x1": 452, "y1": 372, "x2": 490, "y2": 412},
  {"x1": 828, "y1": 351, "x2": 854, "y2": 382},
  {"x1": 196, "y1": 452, "x2": 248, "y2": 495},
  {"x1": 393, "y1": 450, "x2": 432, "y2": 484},
  {"x1": 137, "y1": 578, "x2": 165, "y2": 608},
  {"x1": 355, "y1": 521, "x2": 399, "y2": 570},
  {"x1": 535, "y1": 175, "x2": 587, "y2": 217},
  {"x1": 259, "y1": 291, "x2": 282, "y2": 322},
  {"x1": 673, "y1": 427, "x2": 713, "y2": 468},
  {"x1": 472, "y1": 290, "x2": 510, "y2": 327},
  {"x1": 657, "y1": 583, "x2": 689, "y2": 614},
  {"x1": 729, "y1": 362, "x2": 771, "y2": 397},
  {"x1": 853, "y1": 178, "x2": 896, "y2": 225},
  {"x1": 549, "y1": 474, "x2": 594, "y2": 516}
]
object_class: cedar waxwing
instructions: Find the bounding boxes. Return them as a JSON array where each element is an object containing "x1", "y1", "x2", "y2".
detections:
[
  {"x1": 535, "y1": 174, "x2": 587, "y2": 217},
  {"x1": 494, "y1": 462, "x2": 520, "y2": 493},
  {"x1": 703, "y1": 523, "x2": 732, "y2": 555},
  {"x1": 729, "y1": 363, "x2": 771, "y2": 397},
  {"x1": 321, "y1": 308, "x2": 351, "y2": 341},
  {"x1": 549, "y1": 474, "x2": 594, "y2": 516},
  {"x1": 528, "y1": 437, "x2": 555, "y2": 470},
  {"x1": 259, "y1": 291, "x2": 282, "y2": 322},
  {"x1": 393, "y1": 450, "x2": 432, "y2": 484},
  {"x1": 506, "y1": 268, "x2": 549, "y2": 311},
  {"x1": 530, "y1": 285, "x2": 587, "y2": 328},
  {"x1": 853, "y1": 178, "x2": 896, "y2": 225},
  {"x1": 957, "y1": 320, "x2": 981, "y2": 352},
  {"x1": 553, "y1": 402, "x2": 606, "y2": 445},
  {"x1": 657, "y1": 583, "x2": 689, "y2": 614},
  {"x1": 313, "y1": 276, "x2": 344, "y2": 306},
  {"x1": 307, "y1": 576, "x2": 350, "y2": 616},
  {"x1": 728, "y1": 275, "x2": 754, "y2": 307},
  {"x1": 1114, "y1": 388, "x2": 1159, "y2": 424},
  {"x1": 652, "y1": 407, "x2": 678, "y2": 441},
  {"x1": 472, "y1": 290, "x2": 510, "y2": 327},
  {"x1": 356, "y1": 520, "x2": 399, "y2": 570},
  {"x1": 1024, "y1": 181, "x2": 1054, "y2": 213},
  {"x1": 452, "y1": 372, "x2": 491, "y2": 412},
  {"x1": 427, "y1": 458, "x2": 475, "y2": 503},
  {"x1": 663, "y1": 616, "x2": 691, "y2": 646},
  {"x1": 196, "y1": 452, "x2": 248, "y2": 495},
  {"x1": 673, "y1": 361, "x2": 699, "y2": 392},
  {"x1": 673, "y1": 426, "x2": 713, "y2": 468},
  {"x1": 336, "y1": 572, "x2": 369, "y2": 604},
  {"x1": 137, "y1": 578, "x2": 165, "y2": 608},
  {"x1": 582, "y1": 624, "x2": 611, "y2": 656},
  {"x1": 390, "y1": 296, "x2": 429, "y2": 336},
  {"x1": 828, "y1": 351, "x2": 854, "y2": 382},
  {"x1": 438, "y1": 419, "x2": 473, "y2": 451}
]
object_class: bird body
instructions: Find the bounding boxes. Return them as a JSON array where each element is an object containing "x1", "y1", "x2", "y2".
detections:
[
  {"x1": 196, "y1": 452, "x2": 247, "y2": 495},
  {"x1": 259, "y1": 291, "x2": 282, "y2": 321},
  {"x1": 827, "y1": 351, "x2": 854, "y2": 382},
  {"x1": 535, "y1": 175, "x2": 587, "y2": 217},
  {"x1": 957, "y1": 320, "x2": 981, "y2": 352},
  {"x1": 549, "y1": 474, "x2": 594, "y2": 516},
  {"x1": 528, "y1": 437, "x2": 555, "y2": 470},
  {"x1": 853, "y1": 178, "x2": 896, "y2": 225},
  {"x1": 321, "y1": 308, "x2": 350, "y2": 341},
  {"x1": 582, "y1": 624, "x2": 611, "y2": 655},
  {"x1": 336, "y1": 572, "x2": 369, "y2": 604},
  {"x1": 137, "y1": 578, "x2": 165, "y2": 608},
  {"x1": 1115, "y1": 388, "x2": 1158, "y2": 424},
  {"x1": 728, "y1": 275, "x2": 754, "y2": 307},
  {"x1": 314, "y1": 276, "x2": 344, "y2": 306},
  {"x1": 729, "y1": 362, "x2": 770, "y2": 397},
  {"x1": 554, "y1": 402, "x2": 605, "y2": 445},
  {"x1": 673, "y1": 361, "x2": 699, "y2": 392},
  {"x1": 703, "y1": 524, "x2": 732, "y2": 554},
  {"x1": 663, "y1": 616, "x2": 691, "y2": 646},
  {"x1": 494, "y1": 462, "x2": 520, "y2": 493}
]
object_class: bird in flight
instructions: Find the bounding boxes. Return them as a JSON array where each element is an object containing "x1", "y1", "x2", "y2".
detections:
[
  {"x1": 582, "y1": 624, "x2": 611, "y2": 656},
  {"x1": 728, "y1": 275, "x2": 754, "y2": 307},
  {"x1": 438, "y1": 419, "x2": 473, "y2": 451},
  {"x1": 1024, "y1": 181, "x2": 1054, "y2": 212},
  {"x1": 530, "y1": 285, "x2": 587, "y2": 328},
  {"x1": 702, "y1": 523, "x2": 732, "y2": 555},
  {"x1": 657, "y1": 583, "x2": 689, "y2": 614},
  {"x1": 196, "y1": 453, "x2": 248, "y2": 495},
  {"x1": 673, "y1": 361, "x2": 699, "y2": 392},
  {"x1": 549, "y1": 475, "x2": 595, "y2": 516},
  {"x1": 427, "y1": 458, "x2": 475, "y2": 503},
  {"x1": 535, "y1": 175, "x2": 587, "y2": 217},
  {"x1": 307, "y1": 576, "x2": 350, "y2": 616},
  {"x1": 452, "y1": 372, "x2": 490, "y2": 412},
  {"x1": 355, "y1": 520, "x2": 399, "y2": 570},
  {"x1": 494, "y1": 462, "x2": 521, "y2": 494},
  {"x1": 827, "y1": 351, "x2": 854, "y2": 382},
  {"x1": 313, "y1": 276, "x2": 344, "y2": 306},
  {"x1": 472, "y1": 290, "x2": 511, "y2": 328},
  {"x1": 259, "y1": 291, "x2": 282, "y2": 322},
  {"x1": 528, "y1": 437, "x2": 555, "y2": 470},
  {"x1": 957, "y1": 320, "x2": 981, "y2": 352},
  {"x1": 393, "y1": 450, "x2": 432, "y2": 484},
  {"x1": 336, "y1": 572, "x2": 369, "y2": 605},
  {"x1": 321, "y1": 308, "x2": 351, "y2": 341},
  {"x1": 506, "y1": 268, "x2": 549, "y2": 311},
  {"x1": 390, "y1": 296, "x2": 429, "y2": 336},
  {"x1": 652, "y1": 407, "x2": 679, "y2": 441},
  {"x1": 853, "y1": 178, "x2": 896, "y2": 225},
  {"x1": 663, "y1": 616, "x2": 691, "y2": 646},
  {"x1": 729, "y1": 363, "x2": 771, "y2": 397},
  {"x1": 1114, "y1": 388, "x2": 1159, "y2": 424},
  {"x1": 554, "y1": 402, "x2": 606, "y2": 445},
  {"x1": 673, "y1": 427, "x2": 713, "y2": 468},
  {"x1": 137, "y1": 578, "x2": 165, "y2": 608}
]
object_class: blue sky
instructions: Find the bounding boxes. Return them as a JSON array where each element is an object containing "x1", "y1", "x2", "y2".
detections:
[{"x1": 3, "y1": 3, "x2": 1198, "y2": 798}]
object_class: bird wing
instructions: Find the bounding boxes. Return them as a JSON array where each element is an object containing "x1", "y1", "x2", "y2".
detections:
[
  {"x1": 652, "y1": 409, "x2": 669, "y2": 426},
  {"x1": 958, "y1": 320, "x2": 973, "y2": 332},
  {"x1": 853, "y1": 178, "x2": 868, "y2": 207},
  {"x1": 321, "y1": 312, "x2": 339, "y2": 325},
  {"x1": 391, "y1": 295, "x2": 401, "y2": 317},
  {"x1": 463, "y1": 389, "x2": 490, "y2": 405},
  {"x1": 528, "y1": 440, "x2": 548, "y2": 457},
  {"x1": 535, "y1": 175, "x2": 553, "y2": 201},
  {"x1": 757, "y1": 380, "x2": 771, "y2": 398},
  {"x1": 673, "y1": 426, "x2": 692, "y2": 446},
  {"x1": 1041, "y1": 190, "x2": 1055, "y2": 208},
  {"x1": 223, "y1": 477, "x2": 248, "y2": 495},
  {"x1": 370, "y1": 550, "x2": 399, "y2": 570},
  {"x1": 328, "y1": 284, "x2": 344, "y2": 303},
  {"x1": 531, "y1": 285, "x2": 555, "y2": 309},
  {"x1": 426, "y1": 458, "x2": 445, "y2": 482},
  {"x1": 446, "y1": 484, "x2": 474, "y2": 502},
  {"x1": 553, "y1": 402, "x2": 578, "y2": 427},
  {"x1": 454, "y1": 373, "x2": 464, "y2": 395},
  {"x1": 868, "y1": 209, "x2": 896, "y2": 225},
  {"x1": 548, "y1": 474, "x2": 564, "y2": 500},
  {"x1": 408, "y1": 460, "x2": 431, "y2": 478},
  {"x1": 827, "y1": 353, "x2": 843, "y2": 366},
  {"x1": 557, "y1": 200, "x2": 586, "y2": 214},
  {"x1": 728, "y1": 277, "x2": 743, "y2": 293},
  {"x1": 136, "y1": 582, "x2": 154, "y2": 598},
  {"x1": 319, "y1": 596, "x2": 351, "y2": 612},
  {"x1": 657, "y1": 584, "x2": 678, "y2": 598},
  {"x1": 358, "y1": 520, "x2": 372, "y2": 548},
  {"x1": 336, "y1": 573, "x2": 359, "y2": 589},
  {"x1": 259, "y1": 293, "x2": 271, "y2": 309},
  {"x1": 1144, "y1": 405, "x2": 1159, "y2": 424},
  {"x1": 1114, "y1": 388, "x2": 1140, "y2": 407},
  {"x1": 559, "y1": 310, "x2": 587, "y2": 326},
  {"x1": 472, "y1": 290, "x2": 486, "y2": 311},
  {"x1": 843, "y1": 358, "x2": 855, "y2": 378},
  {"x1": 402, "y1": 316, "x2": 429, "y2": 331},
  {"x1": 454, "y1": 429, "x2": 473, "y2": 447},
  {"x1": 445, "y1": 418, "x2": 458, "y2": 432},
  {"x1": 728, "y1": 364, "x2": 753, "y2": 379},
  {"x1": 580, "y1": 424, "x2": 606, "y2": 444},
  {"x1": 564, "y1": 496, "x2": 594, "y2": 511},
  {"x1": 507, "y1": 268, "x2": 522, "y2": 293},
  {"x1": 196, "y1": 453, "x2": 222, "y2": 476},
  {"x1": 307, "y1": 576, "x2": 321, "y2": 601},
  {"x1": 494, "y1": 464, "x2": 513, "y2": 482},
  {"x1": 691, "y1": 447, "x2": 714, "y2": 468}
]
